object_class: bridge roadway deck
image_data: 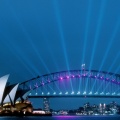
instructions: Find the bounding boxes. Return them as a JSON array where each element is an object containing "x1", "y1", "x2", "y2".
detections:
[{"x1": 28, "y1": 95, "x2": 120, "y2": 98}]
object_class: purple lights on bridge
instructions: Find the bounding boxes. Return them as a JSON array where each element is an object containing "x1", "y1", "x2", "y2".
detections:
[
  {"x1": 83, "y1": 74, "x2": 86, "y2": 76},
  {"x1": 33, "y1": 73, "x2": 120, "y2": 89},
  {"x1": 78, "y1": 75, "x2": 81, "y2": 77},
  {"x1": 72, "y1": 75, "x2": 75, "y2": 78},
  {"x1": 66, "y1": 76, "x2": 69, "y2": 79},
  {"x1": 21, "y1": 70, "x2": 120, "y2": 97},
  {"x1": 106, "y1": 78, "x2": 109, "y2": 80},
  {"x1": 60, "y1": 77, "x2": 63, "y2": 80},
  {"x1": 48, "y1": 80, "x2": 50, "y2": 83},
  {"x1": 42, "y1": 82, "x2": 44, "y2": 85}
]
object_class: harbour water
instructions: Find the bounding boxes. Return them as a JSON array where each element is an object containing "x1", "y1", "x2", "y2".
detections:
[{"x1": 0, "y1": 116, "x2": 120, "y2": 120}]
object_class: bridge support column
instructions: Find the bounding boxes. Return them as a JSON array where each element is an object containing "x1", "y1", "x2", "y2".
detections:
[{"x1": 43, "y1": 97, "x2": 50, "y2": 112}]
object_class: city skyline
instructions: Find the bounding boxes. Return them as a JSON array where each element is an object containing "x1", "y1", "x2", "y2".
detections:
[{"x1": 30, "y1": 98, "x2": 120, "y2": 110}]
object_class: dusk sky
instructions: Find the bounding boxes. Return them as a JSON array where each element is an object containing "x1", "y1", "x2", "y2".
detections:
[{"x1": 0, "y1": 0, "x2": 120, "y2": 109}]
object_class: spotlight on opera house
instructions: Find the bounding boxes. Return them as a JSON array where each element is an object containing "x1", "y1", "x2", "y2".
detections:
[{"x1": 0, "y1": 75, "x2": 33, "y2": 115}]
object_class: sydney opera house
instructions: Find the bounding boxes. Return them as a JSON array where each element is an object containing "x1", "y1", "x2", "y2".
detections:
[{"x1": 0, "y1": 75, "x2": 33, "y2": 115}]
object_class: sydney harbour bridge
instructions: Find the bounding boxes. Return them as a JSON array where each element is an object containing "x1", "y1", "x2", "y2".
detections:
[{"x1": 19, "y1": 66, "x2": 120, "y2": 111}]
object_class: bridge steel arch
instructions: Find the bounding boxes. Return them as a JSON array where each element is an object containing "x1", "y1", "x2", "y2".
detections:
[{"x1": 19, "y1": 70, "x2": 120, "y2": 98}]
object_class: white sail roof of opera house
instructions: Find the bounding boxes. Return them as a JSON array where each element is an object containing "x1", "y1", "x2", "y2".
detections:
[
  {"x1": 0, "y1": 74, "x2": 28, "y2": 105},
  {"x1": 3, "y1": 83, "x2": 19, "y2": 104},
  {"x1": 0, "y1": 74, "x2": 9, "y2": 105}
]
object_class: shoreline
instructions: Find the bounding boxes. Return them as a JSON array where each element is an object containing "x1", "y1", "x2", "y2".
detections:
[{"x1": 0, "y1": 114, "x2": 120, "y2": 117}]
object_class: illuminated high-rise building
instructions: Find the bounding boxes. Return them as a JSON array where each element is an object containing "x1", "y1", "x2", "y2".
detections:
[{"x1": 43, "y1": 97, "x2": 50, "y2": 112}]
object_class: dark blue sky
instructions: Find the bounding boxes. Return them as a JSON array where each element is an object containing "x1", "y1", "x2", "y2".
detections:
[{"x1": 0, "y1": 0, "x2": 120, "y2": 109}]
